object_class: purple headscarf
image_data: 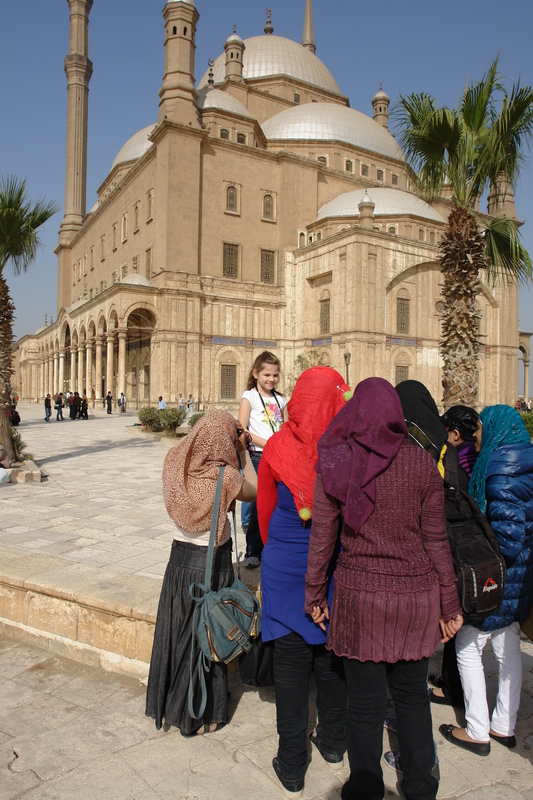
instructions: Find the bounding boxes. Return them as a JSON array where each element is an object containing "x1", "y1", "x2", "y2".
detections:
[{"x1": 316, "y1": 377, "x2": 408, "y2": 533}]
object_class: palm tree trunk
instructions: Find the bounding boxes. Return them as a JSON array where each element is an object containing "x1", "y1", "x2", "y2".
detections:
[
  {"x1": 440, "y1": 207, "x2": 485, "y2": 410},
  {"x1": 0, "y1": 274, "x2": 16, "y2": 461}
]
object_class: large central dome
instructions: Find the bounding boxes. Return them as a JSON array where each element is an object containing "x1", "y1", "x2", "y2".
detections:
[{"x1": 198, "y1": 35, "x2": 340, "y2": 95}]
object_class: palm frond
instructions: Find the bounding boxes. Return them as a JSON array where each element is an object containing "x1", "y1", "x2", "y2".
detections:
[
  {"x1": 476, "y1": 214, "x2": 533, "y2": 285},
  {"x1": 0, "y1": 175, "x2": 58, "y2": 275},
  {"x1": 461, "y1": 58, "x2": 501, "y2": 135}
]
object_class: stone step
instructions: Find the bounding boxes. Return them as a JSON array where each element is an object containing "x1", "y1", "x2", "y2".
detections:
[{"x1": 0, "y1": 544, "x2": 261, "y2": 680}]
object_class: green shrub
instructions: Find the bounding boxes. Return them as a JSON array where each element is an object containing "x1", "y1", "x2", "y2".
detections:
[
  {"x1": 138, "y1": 406, "x2": 161, "y2": 432},
  {"x1": 159, "y1": 407, "x2": 186, "y2": 435},
  {"x1": 188, "y1": 412, "x2": 204, "y2": 429},
  {"x1": 520, "y1": 412, "x2": 533, "y2": 439},
  {"x1": 10, "y1": 426, "x2": 27, "y2": 460}
]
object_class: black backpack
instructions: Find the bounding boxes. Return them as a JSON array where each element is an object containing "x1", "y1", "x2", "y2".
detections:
[{"x1": 443, "y1": 446, "x2": 506, "y2": 625}]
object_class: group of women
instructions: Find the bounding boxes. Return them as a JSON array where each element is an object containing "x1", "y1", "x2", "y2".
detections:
[{"x1": 145, "y1": 367, "x2": 533, "y2": 800}]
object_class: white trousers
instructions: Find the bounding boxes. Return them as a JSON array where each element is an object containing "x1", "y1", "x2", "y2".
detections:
[{"x1": 455, "y1": 621, "x2": 522, "y2": 741}]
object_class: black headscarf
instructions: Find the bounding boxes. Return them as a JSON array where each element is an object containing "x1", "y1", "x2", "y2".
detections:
[{"x1": 395, "y1": 380, "x2": 447, "y2": 464}]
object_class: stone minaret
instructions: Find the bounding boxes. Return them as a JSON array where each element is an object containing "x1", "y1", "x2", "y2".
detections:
[
  {"x1": 224, "y1": 27, "x2": 245, "y2": 82},
  {"x1": 59, "y1": 0, "x2": 93, "y2": 246},
  {"x1": 158, "y1": 0, "x2": 200, "y2": 126},
  {"x1": 302, "y1": 0, "x2": 316, "y2": 53}
]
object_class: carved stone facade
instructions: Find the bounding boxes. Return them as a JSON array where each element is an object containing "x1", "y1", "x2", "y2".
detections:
[{"x1": 12, "y1": 0, "x2": 528, "y2": 408}]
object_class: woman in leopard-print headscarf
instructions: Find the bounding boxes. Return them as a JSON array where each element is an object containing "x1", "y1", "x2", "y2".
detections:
[{"x1": 146, "y1": 411, "x2": 257, "y2": 737}]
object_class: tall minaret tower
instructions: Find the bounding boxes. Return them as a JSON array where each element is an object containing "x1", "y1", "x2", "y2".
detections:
[
  {"x1": 302, "y1": 0, "x2": 316, "y2": 53},
  {"x1": 158, "y1": 0, "x2": 200, "y2": 126},
  {"x1": 59, "y1": 0, "x2": 93, "y2": 246}
]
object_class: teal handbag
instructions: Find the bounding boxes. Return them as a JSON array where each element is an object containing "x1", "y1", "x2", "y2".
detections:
[{"x1": 188, "y1": 466, "x2": 261, "y2": 719}]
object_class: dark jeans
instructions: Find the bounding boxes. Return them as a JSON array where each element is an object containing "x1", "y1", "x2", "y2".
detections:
[
  {"x1": 274, "y1": 632, "x2": 347, "y2": 781},
  {"x1": 343, "y1": 657, "x2": 437, "y2": 800},
  {"x1": 439, "y1": 638, "x2": 464, "y2": 708},
  {"x1": 245, "y1": 452, "x2": 263, "y2": 559}
]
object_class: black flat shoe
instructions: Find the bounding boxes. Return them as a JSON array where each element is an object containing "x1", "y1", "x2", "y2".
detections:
[
  {"x1": 439, "y1": 724, "x2": 490, "y2": 756},
  {"x1": 429, "y1": 688, "x2": 453, "y2": 706},
  {"x1": 309, "y1": 730, "x2": 344, "y2": 770},
  {"x1": 272, "y1": 757, "x2": 304, "y2": 798},
  {"x1": 429, "y1": 674, "x2": 444, "y2": 689},
  {"x1": 490, "y1": 730, "x2": 516, "y2": 748}
]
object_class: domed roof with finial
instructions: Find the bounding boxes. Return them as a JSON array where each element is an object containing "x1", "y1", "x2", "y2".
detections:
[
  {"x1": 372, "y1": 83, "x2": 390, "y2": 104},
  {"x1": 225, "y1": 24, "x2": 244, "y2": 46}
]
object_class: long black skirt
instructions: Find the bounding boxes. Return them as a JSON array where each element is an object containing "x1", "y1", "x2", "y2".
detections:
[{"x1": 145, "y1": 538, "x2": 234, "y2": 735}]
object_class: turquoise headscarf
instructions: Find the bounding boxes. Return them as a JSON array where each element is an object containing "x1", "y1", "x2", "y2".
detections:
[{"x1": 468, "y1": 405, "x2": 531, "y2": 513}]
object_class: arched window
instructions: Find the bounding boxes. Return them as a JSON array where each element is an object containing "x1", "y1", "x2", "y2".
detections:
[
  {"x1": 237, "y1": 132, "x2": 246, "y2": 144},
  {"x1": 294, "y1": 93, "x2": 300, "y2": 104},
  {"x1": 320, "y1": 298, "x2": 330, "y2": 334},
  {"x1": 226, "y1": 185, "x2": 237, "y2": 212},
  {"x1": 317, "y1": 156, "x2": 328, "y2": 165},
  {"x1": 172, "y1": 26, "x2": 177, "y2": 35},
  {"x1": 220, "y1": 128, "x2": 229, "y2": 140},
  {"x1": 419, "y1": 228, "x2": 425, "y2": 242},
  {"x1": 429, "y1": 230, "x2": 436, "y2": 245},
  {"x1": 345, "y1": 160, "x2": 353, "y2": 173},
  {"x1": 392, "y1": 173, "x2": 399, "y2": 186},
  {"x1": 263, "y1": 193, "x2": 274, "y2": 220},
  {"x1": 388, "y1": 226, "x2": 396, "y2": 235},
  {"x1": 361, "y1": 164, "x2": 369, "y2": 177},
  {"x1": 377, "y1": 169, "x2": 384, "y2": 181},
  {"x1": 299, "y1": 232, "x2": 305, "y2": 247},
  {"x1": 395, "y1": 365, "x2": 409, "y2": 383}
]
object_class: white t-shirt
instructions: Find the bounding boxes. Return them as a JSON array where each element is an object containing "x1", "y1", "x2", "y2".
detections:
[
  {"x1": 173, "y1": 518, "x2": 231, "y2": 546},
  {"x1": 241, "y1": 388, "x2": 287, "y2": 452}
]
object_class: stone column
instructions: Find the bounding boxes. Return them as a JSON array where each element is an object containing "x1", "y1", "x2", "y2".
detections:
[
  {"x1": 117, "y1": 329, "x2": 127, "y2": 396},
  {"x1": 71, "y1": 346, "x2": 78, "y2": 393},
  {"x1": 53, "y1": 353, "x2": 58, "y2": 395},
  {"x1": 58, "y1": 351, "x2": 65, "y2": 394},
  {"x1": 95, "y1": 336, "x2": 103, "y2": 401},
  {"x1": 106, "y1": 331, "x2": 115, "y2": 397},
  {"x1": 44, "y1": 358, "x2": 50, "y2": 397},
  {"x1": 86, "y1": 340, "x2": 93, "y2": 399},
  {"x1": 40, "y1": 360, "x2": 45, "y2": 400},
  {"x1": 524, "y1": 360, "x2": 530, "y2": 404},
  {"x1": 78, "y1": 342, "x2": 86, "y2": 393}
]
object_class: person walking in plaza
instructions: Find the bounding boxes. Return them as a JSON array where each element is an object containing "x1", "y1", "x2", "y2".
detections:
[
  {"x1": 106, "y1": 391, "x2": 112, "y2": 414},
  {"x1": 158, "y1": 395, "x2": 167, "y2": 411},
  {"x1": 239, "y1": 351, "x2": 288, "y2": 567},
  {"x1": 55, "y1": 393, "x2": 64, "y2": 421},
  {"x1": 118, "y1": 392, "x2": 126, "y2": 413},
  {"x1": 146, "y1": 411, "x2": 257, "y2": 737},
  {"x1": 186, "y1": 393, "x2": 194, "y2": 422},
  {"x1": 258, "y1": 366, "x2": 350, "y2": 799},
  {"x1": 306, "y1": 377, "x2": 462, "y2": 800},
  {"x1": 81, "y1": 392, "x2": 89, "y2": 420},
  {"x1": 440, "y1": 405, "x2": 533, "y2": 756},
  {"x1": 44, "y1": 393, "x2": 52, "y2": 422}
]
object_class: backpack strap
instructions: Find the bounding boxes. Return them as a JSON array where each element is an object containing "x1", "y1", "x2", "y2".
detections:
[{"x1": 188, "y1": 466, "x2": 225, "y2": 721}]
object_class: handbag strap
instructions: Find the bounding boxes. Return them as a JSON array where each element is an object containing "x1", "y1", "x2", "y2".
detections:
[{"x1": 203, "y1": 466, "x2": 226, "y2": 592}]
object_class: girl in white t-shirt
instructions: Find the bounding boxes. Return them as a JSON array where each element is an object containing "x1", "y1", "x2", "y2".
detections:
[{"x1": 239, "y1": 351, "x2": 288, "y2": 566}]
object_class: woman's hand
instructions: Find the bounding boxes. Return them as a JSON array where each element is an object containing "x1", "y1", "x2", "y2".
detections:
[
  {"x1": 439, "y1": 614, "x2": 463, "y2": 643},
  {"x1": 310, "y1": 604, "x2": 329, "y2": 632}
]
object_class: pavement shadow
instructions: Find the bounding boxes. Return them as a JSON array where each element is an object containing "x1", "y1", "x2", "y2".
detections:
[{"x1": 37, "y1": 435, "x2": 156, "y2": 466}]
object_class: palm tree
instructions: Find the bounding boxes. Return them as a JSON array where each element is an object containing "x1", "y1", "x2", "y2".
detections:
[
  {"x1": 0, "y1": 176, "x2": 58, "y2": 460},
  {"x1": 394, "y1": 59, "x2": 533, "y2": 408}
]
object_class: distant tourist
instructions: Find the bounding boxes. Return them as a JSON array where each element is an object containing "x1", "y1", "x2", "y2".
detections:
[
  {"x1": 118, "y1": 392, "x2": 126, "y2": 413},
  {"x1": 44, "y1": 393, "x2": 52, "y2": 422},
  {"x1": 106, "y1": 391, "x2": 113, "y2": 414},
  {"x1": 158, "y1": 396, "x2": 167, "y2": 411},
  {"x1": 178, "y1": 393, "x2": 185, "y2": 411},
  {"x1": 186, "y1": 393, "x2": 194, "y2": 422},
  {"x1": 55, "y1": 393, "x2": 64, "y2": 421}
]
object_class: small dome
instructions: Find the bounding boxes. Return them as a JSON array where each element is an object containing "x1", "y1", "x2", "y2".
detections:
[
  {"x1": 198, "y1": 35, "x2": 340, "y2": 95},
  {"x1": 111, "y1": 124, "x2": 156, "y2": 170},
  {"x1": 317, "y1": 188, "x2": 445, "y2": 223},
  {"x1": 359, "y1": 190, "x2": 374, "y2": 205},
  {"x1": 197, "y1": 88, "x2": 253, "y2": 118},
  {"x1": 168, "y1": 0, "x2": 195, "y2": 5},
  {"x1": 225, "y1": 30, "x2": 244, "y2": 45},
  {"x1": 372, "y1": 85, "x2": 390, "y2": 104},
  {"x1": 261, "y1": 103, "x2": 403, "y2": 161}
]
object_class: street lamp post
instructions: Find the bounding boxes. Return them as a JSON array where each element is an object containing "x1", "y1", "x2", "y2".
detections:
[{"x1": 343, "y1": 350, "x2": 351, "y2": 387}]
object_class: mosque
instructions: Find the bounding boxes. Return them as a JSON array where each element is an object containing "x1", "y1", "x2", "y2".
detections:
[{"x1": 12, "y1": 0, "x2": 530, "y2": 408}]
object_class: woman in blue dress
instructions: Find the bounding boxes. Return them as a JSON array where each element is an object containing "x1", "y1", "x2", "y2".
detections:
[{"x1": 257, "y1": 366, "x2": 351, "y2": 798}]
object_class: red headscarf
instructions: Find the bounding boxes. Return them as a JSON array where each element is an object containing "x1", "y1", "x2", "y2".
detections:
[
  {"x1": 262, "y1": 366, "x2": 351, "y2": 519},
  {"x1": 317, "y1": 377, "x2": 407, "y2": 533}
]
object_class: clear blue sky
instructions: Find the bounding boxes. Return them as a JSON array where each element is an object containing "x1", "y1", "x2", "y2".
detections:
[{"x1": 1, "y1": 0, "x2": 533, "y2": 390}]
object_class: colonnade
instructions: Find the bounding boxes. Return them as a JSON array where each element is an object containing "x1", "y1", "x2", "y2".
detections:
[{"x1": 39, "y1": 329, "x2": 129, "y2": 401}]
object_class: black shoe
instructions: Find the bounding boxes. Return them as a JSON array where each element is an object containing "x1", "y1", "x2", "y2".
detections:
[
  {"x1": 272, "y1": 757, "x2": 304, "y2": 798},
  {"x1": 309, "y1": 730, "x2": 344, "y2": 770},
  {"x1": 439, "y1": 724, "x2": 490, "y2": 756},
  {"x1": 428, "y1": 674, "x2": 444, "y2": 689},
  {"x1": 490, "y1": 730, "x2": 516, "y2": 748},
  {"x1": 429, "y1": 688, "x2": 454, "y2": 706}
]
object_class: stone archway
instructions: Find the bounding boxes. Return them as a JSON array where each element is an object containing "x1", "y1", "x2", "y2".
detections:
[{"x1": 125, "y1": 307, "x2": 157, "y2": 407}]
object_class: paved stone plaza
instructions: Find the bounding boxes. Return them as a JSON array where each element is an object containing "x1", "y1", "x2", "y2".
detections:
[{"x1": 1, "y1": 403, "x2": 533, "y2": 799}]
